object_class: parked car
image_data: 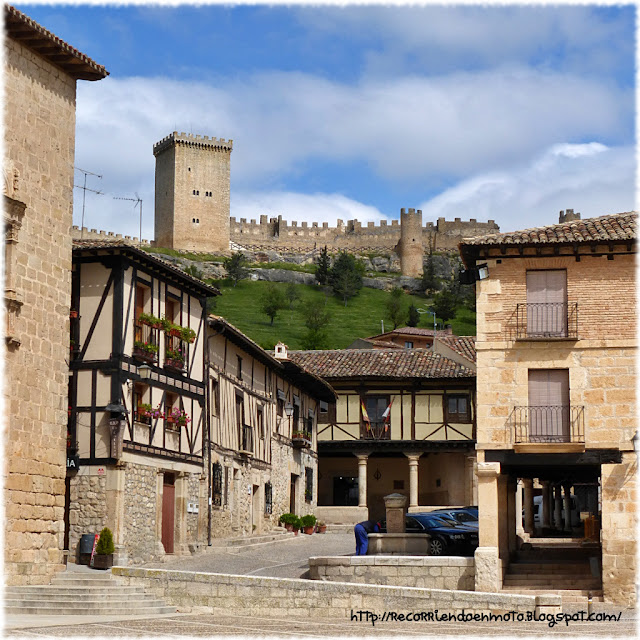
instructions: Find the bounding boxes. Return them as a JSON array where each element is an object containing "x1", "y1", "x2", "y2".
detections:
[
  {"x1": 380, "y1": 513, "x2": 478, "y2": 556},
  {"x1": 430, "y1": 507, "x2": 478, "y2": 530}
]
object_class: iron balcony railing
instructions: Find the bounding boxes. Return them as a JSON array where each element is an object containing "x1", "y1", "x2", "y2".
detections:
[
  {"x1": 516, "y1": 303, "x2": 578, "y2": 339},
  {"x1": 164, "y1": 333, "x2": 188, "y2": 373},
  {"x1": 361, "y1": 421, "x2": 391, "y2": 440},
  {"x1": 240, "y1": 424, "x2": 253, "y2": 453},
  {"x1": 511, "y1": 405, "x2": 585, "y2": 444},
  {"x1": 133, "y1": 323, "x2": 159, "y2": 364}
]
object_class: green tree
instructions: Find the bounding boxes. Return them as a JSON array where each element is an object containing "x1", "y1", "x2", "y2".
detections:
[
  {"x1": 224, "y1": 252, "x2": 250, "y2": 286},
  {"x1": 301, "y1": 298, "x2": 332, "y2": 349},
  {"x1": 421, "y1": 248, "x2": 439, "y2": 293},
  {"x1": 315, "y1": 245, "x2": 331, "y2": 285},
  {"x1": 432, "y1": 289, "x2": 457, "y2": 324},
  {"x1": 385, "y1": 286, "x2": 407, "y2": 329},
  {"x1": 285, "y1": 283, "x2": 301, "y2": 310},
  {"x1": 407, "y1": 303, "x2": 420, "y2": 327},
  {"x1": 329, "y1": 251, "x2": 363, "y2": 306},
  {"x1": 260, "y1": 285, "x2": 286, "y2": 325},
  {"x1": 95, "y1": 527, "x2": 114, "y2": 556}
]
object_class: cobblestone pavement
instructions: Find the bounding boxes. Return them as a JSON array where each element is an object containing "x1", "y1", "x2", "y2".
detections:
[
  {"x1": 142, "y1": 531, "x2": 356, "y2": 578},
  {"x1": 5, "y1": 610, "x2": 636, "y2": 637}
]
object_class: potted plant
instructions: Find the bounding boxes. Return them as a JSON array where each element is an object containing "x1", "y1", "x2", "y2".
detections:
[
  {"x1": 165, "y1": 347, "x2": 185, "y2": 370},
  {"x1": 300, "y1": 514, "x2": 317, "y2": 535},
  {"x1": 316, "y1": 521, "x2": 327, "y2": 534},
  {"x1": 133, "y1": 340, "x2": 159, "y2": 362},
  {"x1": 278, "y1": 513, "x2": 297, "y2": 532},
  {"x1": 180, "y1": 326, "x2": 196, "y2": 343},
  {"x1": 166, "y1": 407, "x2": 190, "y2": 427},
  {"x1": 160, "y1": 317, "x2": 173, "y2": 332},
  {"x1": 292, "y1": 515, "x2": 302, "y2": 536},
  {"x1": 92, "y1": 527, "x2": 114, "y2": 569}
]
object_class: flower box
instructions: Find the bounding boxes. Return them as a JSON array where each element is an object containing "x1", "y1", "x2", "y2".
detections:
[
  {"x1": 133, "y1": 348, "x2": 156, "y2": 363},
  {"x1": 165, "y1": 358, "x2": 185, "y2": 372}
]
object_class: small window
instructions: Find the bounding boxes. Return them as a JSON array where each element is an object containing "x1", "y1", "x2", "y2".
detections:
[
  {"x1": 305, "y1": 467, "x2": 313, "y2": 503},
  {"x1": 265, "y1": 482, "x2": 272, "y2": 515},
  {"x1": 192, "y1": 189, "x2": 196, "y2": 195},
  {"x1": 445, "y1": 395, "x2": 471, "y2": 423},
  {"x1": 404, "y1": 341, "x2": 413, "y2": 349},
  {"x1": 257, "y1": 406, "x2": 264, "y2": 440},
  {"x1": 237, "y1": 356, "x2": 243, "y2": 380},
  {"x1": 188, "y1": 167, "x2": 191, "y2": 172},
  {"x1": 211, "y1": 380, "x2": 219, "y2": 416},
  {"x1": 318, "y1": 400, "x2": 328, "y2": 423}
]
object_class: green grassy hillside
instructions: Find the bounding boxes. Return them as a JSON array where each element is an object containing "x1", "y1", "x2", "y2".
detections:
[{"x1": 209, "y1": 280, "x2": 475, "y2": 350}]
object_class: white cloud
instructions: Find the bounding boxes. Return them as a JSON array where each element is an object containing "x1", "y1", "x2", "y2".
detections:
[
  {"x1": 231, "y1": 192, "x2": 385, "y2": 226},
  {"x1": 418, "y1": 143, "x2": 636, "y2": 232}
]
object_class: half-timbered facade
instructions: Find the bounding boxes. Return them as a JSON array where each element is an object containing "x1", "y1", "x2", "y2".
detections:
[
  {"x1": 206, "y1": 323, "x2": 336, "y2": 538},
  {"x1": 287, "y1": 349, "x2": 477, "y2": 523},
  {"x1": 67, "y1": 240, "x2": 218, "y2": 564}
]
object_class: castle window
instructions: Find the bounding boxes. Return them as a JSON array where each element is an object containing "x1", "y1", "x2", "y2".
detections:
[
  {"x1": 188, "y1": 167, "x2": 191, "y2": 172},
  {"x1": 192, "y1": 189, "x2": 196, "y2": 195},
  {"x1": 196, "y1": 190, "x2": 200, "y2": 195}
]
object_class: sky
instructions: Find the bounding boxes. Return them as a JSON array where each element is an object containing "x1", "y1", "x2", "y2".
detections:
[{"x1": 17, "y1": 2, "x2": 637, "y2": 241}]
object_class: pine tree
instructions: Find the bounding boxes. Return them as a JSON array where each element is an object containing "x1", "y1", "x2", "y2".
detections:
[
  {"x1": 224, "y1": 252, "x2": 250, "y2": 286},
  {"x1": 315, "y1": 246, "x2": 331, "y2": 285},
  {"x1": 421, "y1": 248, "x2": 439, "y2": 293},
  {"x1": 328, "y1": 251, "x2": 363, "y2": 306},
  {"x1": 407, "y1": 303, "x2": 420, "y2": 327},
  {"x1": 386, "y1": 286, "x2": 407, "y2": 329}
]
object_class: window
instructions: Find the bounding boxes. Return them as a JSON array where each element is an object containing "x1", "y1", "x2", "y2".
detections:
[
  {"x1": 305, "y1": 467, "x2": 313, "y2": 503},
  {"x1": 133, "y1": 383, "x2": 151, "y2": 425},
  {"x1": 165, "y1": 392, "x2": 180, "y2": 431},
  {"x1": 237, "y1": 356, "x2": 243, "y2": 380},
  {"x1": 212, "y1": 380, "x2": 220, "y2": 416},
  {"x1": 364, "y1": 395, "x2": 390, "y2": 425},
  {"x1": 528, "y1": 369, "x2": 570, "y2": 442},
  {"x1": 212, "y1": 462, "x2": 223, "y2": 506},
  {"x1": 318, "y1": 401, "x2": 329, "y2": 423},
  {"x1": 404, "y1": 341, "x2": 414, "y2": 349},
  {"x1": 257, "y1": 406, "x2": 264, "y2": 440},
  {"x1": 265, "y1": 482, "x2": 272, "y2": 515},
  {"x1": 445, "y1": 394, "x2": 471, "y2": 423},
  {"x1": 526, "y1": 270, "x2": 567, "y2": 337},
  {"x1": 362, "y1": 395, "x2": 391, "y2": 439}
]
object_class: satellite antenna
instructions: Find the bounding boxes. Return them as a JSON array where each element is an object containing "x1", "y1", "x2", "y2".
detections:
[
  {"x1": 113, "y1": 193, "x2": 143, "y2": 245},
  {"x1": 74, "y1": 168, "x2": 103, "y2": 239}
]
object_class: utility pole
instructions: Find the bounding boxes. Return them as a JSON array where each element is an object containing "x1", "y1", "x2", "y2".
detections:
[
  {"x1": 74, "y1": 168, "x2": 103, "y2": 239},
  {"x1": 113, "y1": 194, "x2": 143, "y2": 245},
  {"x1": 417, "y1": 308, "x2": 437, "y2": 350}
]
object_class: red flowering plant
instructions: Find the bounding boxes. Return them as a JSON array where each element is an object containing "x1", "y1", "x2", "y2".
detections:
[{"x1": 166, "y1": 407, "x2": 190, "y2": 426}]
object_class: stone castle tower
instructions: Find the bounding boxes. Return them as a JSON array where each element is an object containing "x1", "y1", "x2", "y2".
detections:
[
  {"x1": 399, "y1": 208, "x2": 424, "y2": 277},
  {"x1": 154, "y1": 132, "x2": 233, "y2": 252}
]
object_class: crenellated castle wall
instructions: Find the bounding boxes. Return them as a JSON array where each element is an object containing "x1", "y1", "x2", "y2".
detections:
[
  {"x1": 72, "y1": 226, "x2": 152, "y2": 245},
  {"x1": 229, "y1": 214, "x2": 499, "y2": 252}
]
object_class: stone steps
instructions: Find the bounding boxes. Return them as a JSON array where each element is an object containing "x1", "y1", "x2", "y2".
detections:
[
  {"x1": 508, "y1": 563, "x2": 591, "y2": 574},
  {"x1": 5, "y1": 572, "x2": 176, "y2": 616},
  {"x1": 503, "y1": 577, "x2": 601, "y2": 589},
  {"x1": 501, "y1": 588, "x2": 604, "y2": 603},
  {"x1": 207, "y1": 530, "x2": 297, "y2": 552}
]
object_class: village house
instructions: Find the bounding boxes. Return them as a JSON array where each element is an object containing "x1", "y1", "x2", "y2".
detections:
[
  {"x1": 459, "y1": 210, "x2": 637, "y2": 606},
  {"x1": 67, "y1": 240, "x2": 218, "y2": 564},
  {"x1": 286, "y1": 348, "x2": 477, "y2": 523},
  {"x1": 3, "y1": 5, "x2": 107, "y2": 584},
  {"x1": 206, "y1": 323, "x2": 336, "y2": 538}
]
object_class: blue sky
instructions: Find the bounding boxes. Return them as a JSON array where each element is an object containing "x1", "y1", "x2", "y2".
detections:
[{"x1": 18, "y1": 3, "x2": 636, "y2": 240}]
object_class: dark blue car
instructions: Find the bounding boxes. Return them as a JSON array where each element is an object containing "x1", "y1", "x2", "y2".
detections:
[{"x1": 430, "y1": 507, "x2": 479, "y2": 530}]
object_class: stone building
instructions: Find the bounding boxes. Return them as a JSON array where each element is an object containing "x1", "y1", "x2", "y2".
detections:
[
  {"x1": 287, "y1": 348, "x2": 477, "y2": 525},
  {"x1": 151, "y1": 131, "x2": 499, "y2": 273},
  {"x1": 68, "y1": 241, "x2": 218, "y2": 565},
  {"x1": 459, "y1": 211, "x2": 637, "y2": 606},
  {"x1": 206, "y1": 324, "x2": 336, "y2": 538},
  {"x1": 3, "y1": 5, "x2": 107, "y2": 585}
]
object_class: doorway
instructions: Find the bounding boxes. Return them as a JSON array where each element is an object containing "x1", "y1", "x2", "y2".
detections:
[
  {"x1": 290, "y1": 474, "x2": 298, "y2": 514},
  {"x1": 252, "y1": 484, "x2": 260, "y2": 534},
  {"x1": 162, "y1": 473, "x2": 175, "y2": 554}
]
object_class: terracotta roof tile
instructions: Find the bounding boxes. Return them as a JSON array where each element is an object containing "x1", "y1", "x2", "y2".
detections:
[
  {"x1": 288, "y1": 349, "x2": 475, "y2": 380},
  {"x1": 460, "y1": 211, "x2": 636, "y2": 247},
  {"x1": 436, "y1": 335, "x2": 476, "y2": 364}
]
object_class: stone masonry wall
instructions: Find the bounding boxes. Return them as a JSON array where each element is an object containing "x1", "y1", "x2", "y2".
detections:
[
  {"x1": 113, "y1": 566, "x2": 556, "y2": 617},
  {"x1": 309, "y1": 556, "x2": 475, "y2": 591},
  {"x1": 123, "y1": 462, "x2": 161, "y2": 565},
  {"x1": 3, "y1": 35, "x2": 78, "y2": 585},
  {"x1": 67, "y1": 473, "x2": 107, "y2": 562},
  {"x1": 186, "y1": 473, "x2": 201, "y2": 543}
]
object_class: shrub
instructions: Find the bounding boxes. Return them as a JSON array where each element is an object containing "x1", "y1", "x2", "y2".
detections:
[
  {"x1": 300, "y1": 514, "x2": 317, "y2": 528},
  {"x1": 95, "y1": 527, "x2": 115, "y2": 555},
  {"x1": 278, "y1": 513, "x2": 298, "y2": 526}
]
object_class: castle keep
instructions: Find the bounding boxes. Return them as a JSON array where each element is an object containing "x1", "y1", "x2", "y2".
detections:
[{"x1": 153, "y1": 132, "x2": 500, "y2": 262}]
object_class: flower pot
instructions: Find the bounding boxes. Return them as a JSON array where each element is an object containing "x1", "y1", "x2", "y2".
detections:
[
  {"x1": 284, "y1": 523, "x2": 293, "y2": 532},
  {"x1": 169, "y1": 328, "x2": 181, "y2": 337},
  {"x1": 317, "y1": 525, "x2": 327, "y2": 534},
  {"x1": 303, "y1": 526, "x2": 314, "y2": 535},
  {"x1": 294, "y1": 529, "x2": 299, "y2": 536},
  {"x1": 92, "y1": 553, "x2": 113, "y2": 570}
]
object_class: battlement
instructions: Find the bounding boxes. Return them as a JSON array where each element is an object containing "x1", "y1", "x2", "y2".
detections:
[
  {"x1": 153, "y1": 131, "x2": 233, "y2": 156},
  {"x1": 71, "y1": 226, "x2": 152, "y2": 245}
]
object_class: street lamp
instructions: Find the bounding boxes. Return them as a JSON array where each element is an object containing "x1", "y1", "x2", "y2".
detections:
[
  {"x1": 417, "y1": 307, "x2": 437, "y2": 349},
  {"x1": 284, "y1": 402, "x2": 294, "y2": 417},
  {"x1": 138, "y1": 364, "x2": 151, "y2": 380}
]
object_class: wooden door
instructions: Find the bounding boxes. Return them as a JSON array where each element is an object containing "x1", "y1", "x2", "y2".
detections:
[
  {"x1": 290, "y1": 475, "x2": 297, "y2": 514},
  {"x1": 162, "y1": 473, "x2": 175, "y2": 554},
  {"x1": 528, "y1": 369, "x2": 570, "y2": 442}
]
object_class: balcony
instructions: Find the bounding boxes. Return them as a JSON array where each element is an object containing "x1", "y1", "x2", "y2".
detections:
[
  {"x1": 292, "y1": 430, "x2": 312, "y2": 448},
  {"x1": 133, "y1": 323, "x2": 159, "y2": 364},
  {"x1": 239, "y1": 424, "x2": 253, "y2": 455},
  {"x1": 511, "y1": 406, "x2": 585, "y2": 445},
  {"x1": 164, "y1": 334, "x2": 188, "y2": 374},
  {"x1": 361, "y1": 421, "x2": 391, "y2": 441},
  {"x1": 515, "y1": 303, "x2": 578, "y2": 340}
]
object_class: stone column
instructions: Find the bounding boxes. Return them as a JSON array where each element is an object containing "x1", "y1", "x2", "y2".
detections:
[
  {"x1": 174, "y1": 473, "x2": 190, "y2": 554},
  {"x1": 507, "y1": 478, "x2": 517, "y2": 554},
  {"x1": 105, "y1": 464, "x2": 127, "y2": 565},
  {"x1": 523, "y1": 478, "x2": 534, "y2": 534},
  {"x1": 563, "y1": 483, "x2": 572, "y2": 532},
  {"x1": 356, "y1": 454, "x2": 369, "y2": 508},
  {"x1": 515, "y1": 479, "x2": 524, "y2": 535},
  {"x1": 404, "y1": 453, "x2": 421, "y2": 508},
  {"x1": 541, "y1": 481, "x2": 551, "y2": 528},
  {"x1": 465, "y1": 454, "x2": 478, "y2": 506},
  {"x1": 475, "y1": 462, "x2": 503, "y2": 592},
  {"x1": 553, "y1": 485, "x2": 563, "y2": 530}
]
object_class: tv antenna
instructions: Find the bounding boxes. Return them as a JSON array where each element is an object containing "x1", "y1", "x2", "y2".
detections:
[
  {"x1": 74, "y1": 168, "x2": 103, "y2": 239},
  {"x1": 113, "y1": 194, "x2": 143, "y2": 245}
]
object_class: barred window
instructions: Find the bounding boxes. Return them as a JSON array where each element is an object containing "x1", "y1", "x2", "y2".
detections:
[
  {"x1": 265, "y1": 482, "x2": 272, "y2": 515},
  {"x1": 305, "y1": 467, "x2": 313, "y2": 503},
  {"x1": 212, "y1": 462, "x2": 222, "y2": 507}
]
